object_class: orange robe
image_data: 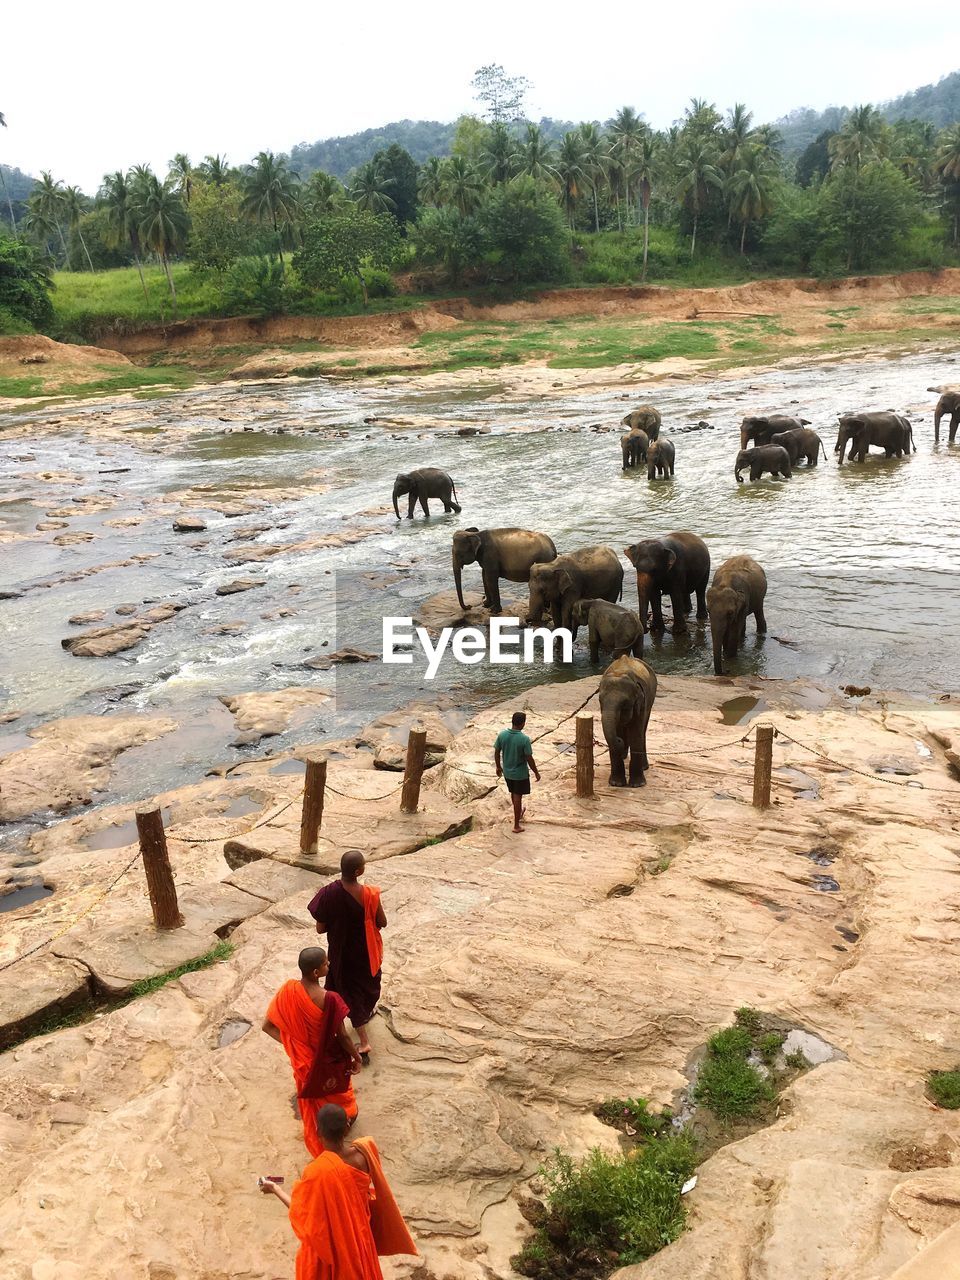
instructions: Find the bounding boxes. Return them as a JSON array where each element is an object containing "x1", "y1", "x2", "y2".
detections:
[
  {"x1": 267, "y1": 979, "x2": 357, "y2": 1157},
  {"x1": 353, "y1": 1137, "x2": 418, "y2": 1257},
  {"x1": 362, "y1": 886, "x2": 384, "y2": 979},
  {"x1": 288, "y1": 1151, "x2": 381, "y2": 1280}
]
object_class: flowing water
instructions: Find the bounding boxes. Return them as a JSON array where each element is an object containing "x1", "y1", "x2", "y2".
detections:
[{"x1": 1, "y1": 347, "x2": 958, "y2": 837}]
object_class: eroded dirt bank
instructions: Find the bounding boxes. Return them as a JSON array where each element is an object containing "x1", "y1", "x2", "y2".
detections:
[{"x1": 0, "y1": 673, "x2": 958, "y2": 1279}]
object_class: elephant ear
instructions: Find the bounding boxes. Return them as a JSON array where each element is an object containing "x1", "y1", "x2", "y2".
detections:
[
  {"x1": 665, "y1": 550, "x2": 677, "y2": 571},
  {"x1": 623, "y1": 545, "x2": 639, "y2": 567},
  {"x1": 558, "y1": 568, "x2": 576, "y2": 596}
]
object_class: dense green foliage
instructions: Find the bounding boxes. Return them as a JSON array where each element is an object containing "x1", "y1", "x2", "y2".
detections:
[
  {"x1": 0, "y1": 229, "x2": 54, "y2": 331},
  {"x1": 694, "y1": 1024, "x2": 776, "y2": 1121},
  {"x1": 294, "y1": 208, "x2": 401, "y2": 302},
  {"x1": 927, "y1": 1068, "x2": 960, "y2": 1109}
]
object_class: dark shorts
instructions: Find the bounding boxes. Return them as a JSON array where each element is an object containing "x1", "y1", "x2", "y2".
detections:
[{"x1": 505, "y1": 775, "x2": 531, "y2": 796}]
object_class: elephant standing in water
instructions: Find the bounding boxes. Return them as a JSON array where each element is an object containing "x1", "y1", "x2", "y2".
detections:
[
  {"x1": 835, "y1": 412, "x2": 914, "y2": 464},
  {"x1": 599, "y1": 655, "x2": 658, "y2": 787},
  {"x1": 735, "y1": 445, "x2": 792, "y2": 482},
  {"x1": 573, "y1": 599, "x2": 645, "y2": 661},
  {"x1": 770, "y1": 428, "x2": 827, "y2": 467},
  {"x1": 706, "y1": 555, "x2": 768, "y2": 676},
  {"x1": 646, "y1": 437, "x2": 675, "y2": 479},
  {"x1": 621, "y1": 426, "x2": 649, "y2": 469},
  {"x1": 624, "y1": 531, "x2": 710, "y2": 636},
  {"x1": 527, "y1": 546, "x2": 624, "y2": 638},
  {"x1": 452, "y1": 527, "x2": 557, "y2": 615},
  {"x1": 621, "y1": 405, "x2": 662, "y2": 441},
  {"x1": 739, "y1": 414, "x2": 810, "y2": 450},
  {"x1": 933, "y1": 390, "x2": 960, "y2": 442},
  {"x1": 393, "y1": 468, "x2": 461, "y2": 519}
]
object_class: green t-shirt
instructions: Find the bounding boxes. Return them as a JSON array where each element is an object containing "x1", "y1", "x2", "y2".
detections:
[{"x1": 494, "y1": 728, "x2": 533, "y2": 780}]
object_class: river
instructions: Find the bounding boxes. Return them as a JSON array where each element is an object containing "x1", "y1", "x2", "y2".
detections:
[{"x1": 1, "y1": 347, "x2": 958, "y2": 835}]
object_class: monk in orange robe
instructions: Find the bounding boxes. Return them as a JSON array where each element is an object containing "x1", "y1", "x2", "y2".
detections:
[
  {"x1": 264, "y1": 947, "x2": 362, "y2": 1157},
  {"x1": 260, "y1": 1103, "x2": 417, "y2": 1280},
  {"x1": 307, "y1": 850, "x2": 386, "y2": 1062}
]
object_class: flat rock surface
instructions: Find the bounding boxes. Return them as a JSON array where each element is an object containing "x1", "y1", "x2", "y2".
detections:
[
  {"x1": 0, "y1": 676, "x2": 959, "y2": 1278},
  {"x1": 219, "y1": 687, "x2": 332, "y2": 737}
]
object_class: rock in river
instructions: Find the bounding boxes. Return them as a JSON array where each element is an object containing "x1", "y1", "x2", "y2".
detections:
[{"x1": 215, "y1": 578, "x2": 266, "y2": 596}]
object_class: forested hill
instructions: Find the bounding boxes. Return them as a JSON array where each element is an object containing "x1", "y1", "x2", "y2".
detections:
[
  {"x1": 0, "y1": 164, "x2": 35, "y2": 202},
  {"x1": 288, "y1": 117, "x2": 577, "y2": 179},
  {"x1": 775, "y1": 69, "x2": 960, "y2": 155}
]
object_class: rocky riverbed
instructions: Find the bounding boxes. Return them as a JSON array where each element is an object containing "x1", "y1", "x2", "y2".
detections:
[{"x1": 0, "y1": 672, "x2": 958, "y2": 1279}]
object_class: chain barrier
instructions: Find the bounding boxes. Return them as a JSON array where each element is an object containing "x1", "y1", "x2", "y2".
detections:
[{"x1": 761, "y1": 722, "x2": 960, "y2": 795}]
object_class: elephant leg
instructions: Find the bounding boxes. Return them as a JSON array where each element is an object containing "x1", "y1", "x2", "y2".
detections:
[
  {"x1": 682, "y1": 593, "x2": 693, "y2": 614},
  {"x1": 590, "y1": 643, "x2": 601, "y2": 663},
  {"x1": 649, "y1": 593, "x2": 666, "y2": 634},
  {"x1": 482, "y1": 566, "x2": 501, "y2": 612},
  {"x1": 951, "y1": 412, "x2": 960, "y2": 443},
  {"x1": 751, "y1": 466, "x2": 761, "y2": 480},
  {"x1": 419, "y1": 493, "x2": 431, "y2": 516},
  {"x1": 407, "y1": 493, "x2": 416, "y2": 518},
  {"x1": 755, "y1": 603, "x2": 767, "y2": 634},
  {"x1": 669, "y1": 590, "x2": 689, "y2": 636},
  {"x1": 695, "y1": 584, "x2": 708, "y2": 621},
  {"x1": 608, "y1": 746, "x2": 627, "y2": 787},
  {"x1": 627, "y1": 744, "x2": 646, "y2": 787},
  {"x1": 631, "y1": 636, "x2": 644, "y2": 658}
]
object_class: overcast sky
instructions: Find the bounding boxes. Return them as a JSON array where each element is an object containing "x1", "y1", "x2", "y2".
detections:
[{"x1": 3, "y1": 0, "x2": 956, "y2": 191}]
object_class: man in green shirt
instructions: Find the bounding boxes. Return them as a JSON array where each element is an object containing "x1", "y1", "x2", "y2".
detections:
[{"x1": 494, "y1": 711, "x2": 541, "y2": 834}]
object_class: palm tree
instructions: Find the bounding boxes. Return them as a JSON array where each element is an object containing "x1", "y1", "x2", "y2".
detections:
[
  {"x1": 63, "y1": 185, "x2": 95, "y2": 271},
  {"x1": 674, "y1": 138, "x2": 722, "y2": 257},
  {"x1": 99, "y1": 171, "x2": 149, "y2": 300},
  {"x1": 440, "y1": 156, "x2": 483, "y2": 215},
  {"x1": 519, "y1": 123, "x2": 557, "y2": 184},
  {"x1": 168, "y1": 154, "x2": 194, "y2": 204},
  {"x1": 32, "y1": 172, "x2": 69, "y2": 262},
  {"x1": 829, "y1": 105, "x2": 884, "y2": 173},
  {"x1": 728, "y1": 145, "x2": 776, "y2": 253},
  {"x1": 481, "y1": 123, "x2": 520, "y2": 185},
  {"x1": 22, "y1": 204, "x2": 58, "y2": 258},
  {"x1": 135, "y1": 175, "x2": 188, "y2": 311},
  {"x1": 556, "y1": 131, "x2": 588, "y2": 228},
  {"x1": 242, "y1": 151, "x2": 301, "y2": 266},
  {"x1": 0, "y1": 110, "x2": 17, "y2": 238},
  {"x1": 198, "y1": 154, "x2": 230, "y2": 186},
  {"x1": 579, "y1": 123, "x2": 608, "y2": 232},
  {"x1": 417, "y1": 156, "x2": 446, "y2": 208},
  {"x1": 935, "y1": 123, "x2": 960, "y2": 245},
  {"x1": 608, "y1": 106, "x2": 644, "y2": 217},
  {"x1": 720, "y1": 104, "x2": 755, "y2": 174},
  {"x1": 349, "y1": 160, "x2": 396, "y2": 214},
  {"x1": 303, "y1": 169, "x2": 344, "y2": 218},
  {"x1": 635, "y1": 131, "x2": 658, "y2": 280}
]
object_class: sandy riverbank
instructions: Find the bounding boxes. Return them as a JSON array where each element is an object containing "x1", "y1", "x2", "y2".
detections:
[{"x1": 0, "y1": 672, "x2": 958, "y2": 1279}]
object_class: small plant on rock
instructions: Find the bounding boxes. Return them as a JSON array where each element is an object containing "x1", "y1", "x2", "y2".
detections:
[
  {"x1": 928, "y1": 1068, "x2": 960, "y2": 1109},
  {"x1": 596, "y1": 1096, "x2": 673, "y2": 1138},
  {"x1": 759, "y1": 1031, "x2": 786, "y2": 1064},
  {"x1": 734, "y1": 1006, "x2": 762, "y2": 1035},
  {"x1": 694, "y1": 1025, "x2": 775, "y2": 1121},
  {"x1": 785, "y1": 1049, "x2": 809, "y2": 1070}
]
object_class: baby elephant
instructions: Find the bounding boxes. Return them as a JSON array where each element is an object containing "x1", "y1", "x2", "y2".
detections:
[
  {"x1": 573, "y1": 598, "x2": 645, "y2": 662},
  {"x1": 735, "y1": 445, "x2": 792, "y2": 483},
  {"x1": 770, "y1": 427, "x2": 827, "y2": 467},
  {"x1": 392, "y1": 467, "x2": 461, "y2": 519},
  {"x1": 621, "y1": 427, "x2": 649, "y2": 469},
  {"x1": 646, "y1": 437, "x2": 675, "y2": 479},
  {"x1": 599, "y1": 655, "x2": 658, "y2": 787},
  {"x1": 706, "y1": 555, "x2": 768, "y2": 676}
]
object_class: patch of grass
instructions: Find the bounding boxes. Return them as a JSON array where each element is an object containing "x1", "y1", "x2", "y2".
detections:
[
  {"x1": 513, "y1": 1135, "x2": 699, "y2": 1277},
  {"x1": 694, "y1": 1024, "x2": 775, "y2": 1121},
  {"x1": 734, "y1": 1007, "x2": 762, "y2": 1034},
  {"x1": 927, "y1": 1068, "x2": 960, "y2": 1109},
  {"x1": 785, "y1": 1050, "x2": 809, "y2": 1070},
  {"x1": 759, "y1": 1031, "x2": 786, "y2": 1064},
  {"x1": 596, "y1": 1096, "x2": 674, "y2": 1138},
  {"x1": 0, "y1": 375, "x2": 44, "y2": 398},
  {"x1": 127, "y1": 940, "x2": 234, "y2": 999},
  {"x1": 548, "y1": 322, "x2": 719, "y2": 368}
]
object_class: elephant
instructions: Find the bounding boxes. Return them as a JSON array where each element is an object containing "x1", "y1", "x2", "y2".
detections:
[
  {"x1": 527, "y1": 546, "x2": 624, "y2": 637},
  {"x1": 735, "y1": 445, "x2": 792, "y2": 482},
  {"x1": 769, "y1": 427, "x2": 827, "y2": 467},
  {"x1": 573, "y1": 598, "x2": 645, "y2": 661},
  {"x1": 621, "y1": 405, "x2": 662, "y2": 442},
  {"x1": 739, "y1": 414, "x2": 811, "y2": 450},
  {"x1": 835, "y1": 412, "x2": 914, "y2": 465},
  {"x1": 599, "y1": 654, "x2": 658, "y2": 787},
  {"x1": 621, "y1": 426, "x2": 649, "y2": 469},
  {"x1": 452, "y1": 528, "x2": 557, "y2": 615},
  {"x1": 706, "y1": 555, "x2": 768, "y2": 676},
  {"x1": 623, "y1": 530, "x2": 710, "y2": 637},
  {"x1": 933, "y1": 391, "x2": 960, "y2": 443},
  {"x1": 646, "y1": 437, "x2": 675, "y2": 480},
  {"x1": 392, "y1": 467, "x2": 461, "y2": 519}
]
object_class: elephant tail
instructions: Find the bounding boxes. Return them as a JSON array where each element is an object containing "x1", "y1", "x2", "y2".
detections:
[
  {"x1": 450, "y1": 479, "x2": 462, "y2": 510},
  {"x1": 819, "y1": 439, "x2": 828, "y2": 461}
]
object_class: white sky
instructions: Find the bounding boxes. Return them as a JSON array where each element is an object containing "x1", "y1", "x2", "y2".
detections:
[{"x1": 3, "y1": 0, "x2": 957, "y2": 191}]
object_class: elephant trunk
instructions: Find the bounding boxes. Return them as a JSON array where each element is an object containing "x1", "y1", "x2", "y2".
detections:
[
  {"x1": 635, "y1": 572, "x2": 654, "y2": 631},
  {"x1": 739, "y1": 427, "x2": 750, "y2": 450},
  {"x1": 392, "y1": 484, "x2": 402, "y2": 520},
  {"x1": 601, "y1": 703, "x2": 625, "y2": 759},
  {"x1": 735, "y1": 456, "x2": 745, "y2": 484},
  {"x1": 453, "y1": 556, "x2": 467, "y2": 610},
  {"x1": 712, "y1": 623, "x2": 724, "y2": 676}
]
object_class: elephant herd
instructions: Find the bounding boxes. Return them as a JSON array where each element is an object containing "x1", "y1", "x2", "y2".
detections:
[{"x1": 619, "y1": 406, "x2": 676, "y2": 480}]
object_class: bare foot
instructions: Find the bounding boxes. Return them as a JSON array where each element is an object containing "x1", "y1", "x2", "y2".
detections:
[{"x1": 513, "y1": 825, "x2": 524, "y2": 834}]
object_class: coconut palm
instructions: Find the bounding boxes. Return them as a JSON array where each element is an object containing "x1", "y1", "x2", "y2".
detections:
[
  {"x1": 556, "y1": 131, "x2": 588, "y2": 228},
  {"x1": 99, "y1": 171, "x2": 149, "y2": 300},
  {"x1": 134, "y1": 175, "x2": 188, "y2": 311},
  {"x1": 303, "y1": 169, "x2": 344, "y2": 219},
  {"x1": 417, "y1": 156, "x2": 446, "y2": 208},
  {"x1": 63, "y1": 185, "x2": 94, "y2": 271},
  {"x1": 242, "y1": 152, "x2": 301, "y2": 266},
  {"x1": 728, "y1": 145, "x2": 777, "y2": 253},
  {"x1": 935, "y1": 123, "x2": 960, "y2": 245},
  {"x1": 720, "y1": 104, "x2": 755, "y2": 174},
  {"x1": 198, "y1": 154, "x2": 230, "y2": 186},
  {"x1": 519, "y1": 123, "x2": 557, "y2": 185},
  {"x1": 481, "y1": 123, "x2": 520, "y2": 185},
  {"x1": 608, "y1": 106, "x2": 644, "y2": 216},
  {"x1": 0, "y1": 110, "x2": 17, "y2": 238},
  {"x1": 829, "y1": 105, "x2": 884, "y2": 173},
  {"x1": 168, "y1": 154, "x2": 194, "y2": 204},
  {"x1": 674, "y1": 138, "x2": 722, "y2": 257},
  {"x1": 635, "y1": 131, "x2": 658, "y2": 280},
  {"x1": 440, "y1": 156, "x2": 483, "y2": 216},
  {"x1": 31, "y1": 172, "x2": 69, "y2": 262},
  {"x1": 579, "y1": 123, "x2": 608, "y2": 232},
  {"x1": 349, "y1": 160, "x2": 396, "y2": 214}
]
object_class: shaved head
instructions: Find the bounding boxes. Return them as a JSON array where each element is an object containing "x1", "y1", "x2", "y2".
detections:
[
  {"x1": 298, "y1": 946, "x2": 327, "y2": 977},
  {"x1": 317, "y1": 1103, "x2": 350, "y2": 1142},
  {"x1": 341, "y1": 849, "x2": 365, "y2": 880}
]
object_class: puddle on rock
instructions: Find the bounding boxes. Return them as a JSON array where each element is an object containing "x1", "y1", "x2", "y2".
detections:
[
  {"x1": 222, "y1": 795, "x2": 263, "y2": 820},
  {"x1": 83, "y1": 806, "x2": 172, "y2": 850},
  {"x1": 269, "y1": 758, "x2": 306, "y2": 776},
  {"x1": 805, "y1": 845, "x2": 835, "y2": 867},
  {"x1": 776, "y1": 767, "x2": 821, "y2": 800},
  {"x1": 218, "y1": 1018, "x2": 252, "y2": 1048},
  {"x1": 1, "y1": 882, "x2": 54, "y2": 912},
  {"x1": 836, "y1": 924, "x2": 860, "y2": 942},
  {"x1": 720, "y1": 695, "x2": 767, "y2": 725},
  {"x1": 0, "y1": 731, "x2": 35, "y2": 757},
  {"x1": 812, "y1": 874, "x2": 840, "y2": 892}
]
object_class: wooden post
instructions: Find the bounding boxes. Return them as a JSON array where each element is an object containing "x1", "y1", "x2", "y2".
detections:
[
  {"x1": 400, "y1": 725, "x2": 428, "y2": 815},
  {"x1": 752, "y1": 725, "x2": 775, "y2": 810},
  {"x1": 576, "y1": 714, "x2": 594, "y2": 798},
  {"x1": 299, "y1": 755, "x2": 328, "y2": 855},
  {"x1": 135, "y1": 806, "x2": 183, "y2": 929}
]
